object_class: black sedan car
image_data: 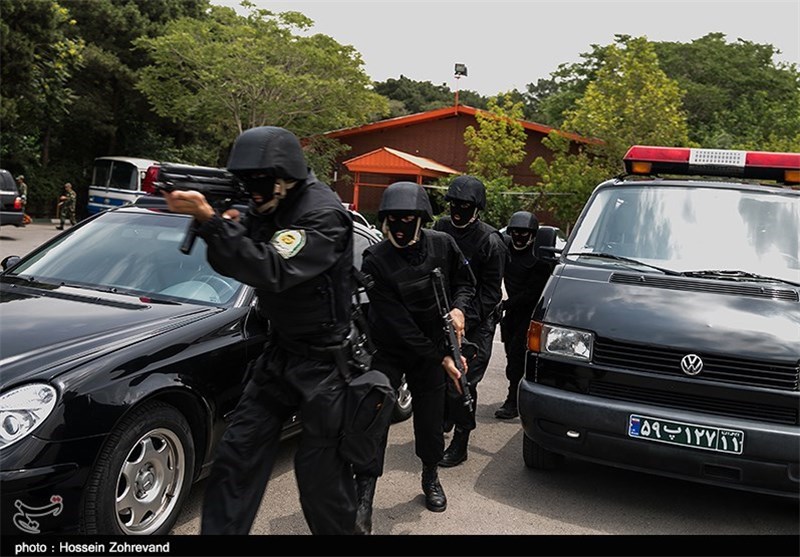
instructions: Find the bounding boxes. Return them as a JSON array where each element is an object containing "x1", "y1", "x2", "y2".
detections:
[{"x1": 0, "y1": 200, "x2": 409, "y2": 535}]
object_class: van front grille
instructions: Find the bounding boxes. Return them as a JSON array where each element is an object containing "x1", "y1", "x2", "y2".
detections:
[
  {"x1": 593, "y1": 338, "x2": 799, "y2": 391},
  {"x1": 588, "y1": 380, "x2": 798, "y2": 425}
]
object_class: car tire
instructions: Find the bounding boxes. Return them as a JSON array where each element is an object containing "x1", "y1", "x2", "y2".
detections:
[
  {"x1": 522, "y1": 433, "x2": 562, "y2": 470},
  {"x1": 391, "y1": 373, "x2": 413, "y2": 423},
  {"x1": 81, "y1": 401, "x2": 195, "y2": 535}
]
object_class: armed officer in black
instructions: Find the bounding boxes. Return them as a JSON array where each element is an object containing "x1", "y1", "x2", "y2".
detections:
[
  {"x1": 353, "y1": 181, "x2": 475, "y2": 523},
  {"x1": 163, "y1": 126, "x2": 357, "y2": 535},
  {"x1": 496, "y1": 211, "x2": 552, "y2": 419},
  {"x1": 433, "y1": 175, "x2": 507, "y2": 467}
]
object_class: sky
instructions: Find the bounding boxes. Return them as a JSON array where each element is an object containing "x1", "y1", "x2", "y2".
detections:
[{"x1": 210, "y1": 0, "x2": 800, "y2": 97}]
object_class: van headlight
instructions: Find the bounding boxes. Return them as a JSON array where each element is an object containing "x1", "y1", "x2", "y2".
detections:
[
  {"x1": 541, "y1": 324, "x2": 593, "y2": 361},
  {"x1": 0, "y1": 383, "x2": 57, "y2": 450}
]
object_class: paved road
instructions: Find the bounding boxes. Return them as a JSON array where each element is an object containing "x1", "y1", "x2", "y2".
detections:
[
  {"x1": 0, "y1": 220, "x2": 65, "y2": 262},
  {"x1": 171, "y1": 332, "x2": 800, "y2": 539}
]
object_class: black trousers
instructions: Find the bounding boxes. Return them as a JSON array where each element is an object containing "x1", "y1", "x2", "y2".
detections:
[
  {"x1": 500, "y1": 309, "x2": 530, "y2": 404},
  {"x1": 354, "y1": 354, "x2": 446, "y2": 477},
  {"x1": 200, "y1": 344, "x2": 356, "y2": 535},
  {"x1": 444, "y1": 318, "x2": 497, "y2": 431}
]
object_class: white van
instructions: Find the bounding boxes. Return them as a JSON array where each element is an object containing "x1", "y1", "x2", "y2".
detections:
[{"x1": 87, "y1": 156, "x2": 159, "y2": 216}]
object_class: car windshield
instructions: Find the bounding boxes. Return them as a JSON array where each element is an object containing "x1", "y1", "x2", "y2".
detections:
[
  {"x1": 6, "y1": 210, "x2": 244, "y2": 305},
  {"x1": 567, "y1": 184, "x2": 800, "y2": 285}
]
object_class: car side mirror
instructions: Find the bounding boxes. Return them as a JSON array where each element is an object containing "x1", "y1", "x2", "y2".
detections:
[{"x1": 1, "y1": 255, "x2": 21, "y2": 271}]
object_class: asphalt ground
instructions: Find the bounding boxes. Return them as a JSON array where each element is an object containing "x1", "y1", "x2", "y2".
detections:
[{"x1": 0, "y1": 219, "x2": 66, "y2": 262}]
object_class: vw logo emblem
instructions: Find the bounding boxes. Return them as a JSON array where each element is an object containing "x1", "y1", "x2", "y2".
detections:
[{"x1": 681, "y1": 353, "x2": 703, "y2": 375}]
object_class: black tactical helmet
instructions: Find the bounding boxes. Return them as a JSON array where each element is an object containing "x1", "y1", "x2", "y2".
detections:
[
  {"x1": 226, "y1": 126, "x2": 309, "y2": 181},
  {"x1": 444, "y1": 175, "x2": 486, "y2": 210},
  {"x1": 377, "y1": 181, "x2": 433, "y2": 222},
  {"x1": 507, "y1": 211, "x2": 539, "y2": 232}
]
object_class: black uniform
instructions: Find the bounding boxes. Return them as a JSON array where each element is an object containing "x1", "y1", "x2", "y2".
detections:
[
  {"x1": 433, "y1": 216, "x2": 506, "y2": 425},
  {"x1": 500, "y1": 233, "x2": 551, "y2": 410},
  {"x1": 196, "y1": 127, "x2": 356, "y2": 535},
  {"x1": 351, "y1": 181, "x2": 475, "y2": 523},
  {"x1": 361, "y1": 229, "x2": 475, "y2": 472}
]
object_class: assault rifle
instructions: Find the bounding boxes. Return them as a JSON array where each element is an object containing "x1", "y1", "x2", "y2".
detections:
[
  {"x1": 431, "y1": 267, "x2": 474, "y2": 413},
  {"x1": 154, "y1": 163, "x2": 248, "y2": 255}
]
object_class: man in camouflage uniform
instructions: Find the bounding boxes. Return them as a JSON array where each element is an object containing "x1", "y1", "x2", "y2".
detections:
[{"x1": 57, "y1": 182, "x2": 76, "y2": 230}]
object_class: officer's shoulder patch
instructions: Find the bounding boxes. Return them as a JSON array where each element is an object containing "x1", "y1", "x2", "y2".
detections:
[{"x1": 270, "y1": 229, "x2": 306, "y2": 259}]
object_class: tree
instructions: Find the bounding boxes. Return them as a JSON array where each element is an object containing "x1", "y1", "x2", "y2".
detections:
[
  {"x1": 653, "y1": 33, "x2": 800, "y2": 151},
  {"x1": 464, "y1": 92, "x2": 527, "y2": 180},
  {"x1": 134, "y1": 4, "x2": 388, "y2": 151},
  {"x1": 373, "y1": 75, "x2": 487, "y2": 117},
  {"x1": 1, "y1": 0, "x2": 85, "y2": 168},
  {"x1": 522, "y1": 33, "x2": 800, "y2": 151},
  {"x1": 532, "y1": 36, "x2": 690, "y2": 229},
  {"x1": 450, "y1": 93, "x2": 532, "y2": 229},
  {"x1": 57, "y1": 0, "x2": 213, "y2": 160}
]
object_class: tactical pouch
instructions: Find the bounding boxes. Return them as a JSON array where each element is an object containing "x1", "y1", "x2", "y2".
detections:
[
  {"x1": 337, "y1": 267, "x2": 396, "y2": 468},
  {"x1": 338, "y1": 368, "x2": 396, "y2": 469}
]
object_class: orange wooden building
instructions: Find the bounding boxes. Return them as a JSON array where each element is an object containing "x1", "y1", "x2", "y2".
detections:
[{"x1": 320, "y1": 104, "x2": 598, "y2": 214}]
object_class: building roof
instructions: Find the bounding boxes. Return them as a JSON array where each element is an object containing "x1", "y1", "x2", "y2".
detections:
[
  {"x1": 342, "y1": 147, "x2": 459, "y2": 177},
  {"x1": 324, "y1": 104, "x2": 602, "y2": 145}
]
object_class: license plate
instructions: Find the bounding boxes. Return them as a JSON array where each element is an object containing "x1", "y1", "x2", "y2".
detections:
[{"x1": 628, "y1": 414, "x2": 744, "y2": 454}]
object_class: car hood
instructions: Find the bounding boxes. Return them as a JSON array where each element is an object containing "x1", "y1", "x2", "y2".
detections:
[
  {"x1": 0, "y1": 282, "x2": 219, "y2": 386},
  {"x1": 545, "y1": 265, "x2": 800, "y2": 362}
]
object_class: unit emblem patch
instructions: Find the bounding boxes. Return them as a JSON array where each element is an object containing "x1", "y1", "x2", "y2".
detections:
[{"x1": 270, "y1": 229, "x2": 306, "y2": 259}]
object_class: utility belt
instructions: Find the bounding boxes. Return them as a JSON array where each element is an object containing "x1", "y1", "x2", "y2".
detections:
[
  {"x1": 276, "y1": 319, "x2": 373, "y2": 380},
  {"x1": 277, "y1": 333, "x2": 352, "y2": 373},
  {"x1": 277, "y1": 321, "x2": 393, "y2": 470}
]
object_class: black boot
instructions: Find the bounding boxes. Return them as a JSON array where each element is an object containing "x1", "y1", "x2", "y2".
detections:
[
  {"x1": 421, "y1": 465, "x2": 447, "y2": 512},
  {"x1": 439, "y1": 428, "x2": 469, "y2": 467},
  {"x1": 354, "y1": 475, "x2": 377, "y2": 535},
  {"x1": 494, "y1": 399, "x2": 519, "y2": 419}
]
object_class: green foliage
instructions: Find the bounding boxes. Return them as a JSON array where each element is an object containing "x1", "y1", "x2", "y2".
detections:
[
  {"x1": 303, "y1": 136, "x2": 351, "y2": 185},
  {"x1": 562, "y1": 37, "x2": 690, "y2": 161},
  {"x1": 531, "y1": 133, "x2": 615, "y2": 232},
  {"x1": 23, "y1": 158, "x2": 86, "y2": 218},
  {"x1": 134, "y1": 4, "x2": 389, "y2": 149},
  {"x1": 653, "y1": 33, "x2": 800, "y2": 150},
  {"x1": 373, "y1": 75, "x2": 488, "y2": 117},
  {"x1": 482, "y1": 177, "x2": 542, "y2": 230},
  {"x1": 523, "y1": 33, "x2": 800, "y2": 152},
  {"x1": 1, "y1": 0, "x2": 85, "y2": 168},
  {"x1": 464, "y1": 93, "x2": 528, "y2": 180},
  {"x1": 533, "y1": 37, "x2": 690, "y2": 230}
]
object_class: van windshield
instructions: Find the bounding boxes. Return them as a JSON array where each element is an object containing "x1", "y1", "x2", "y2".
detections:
[{"x1": 567, "y1": 184, "x2": 800, "y2": 284}]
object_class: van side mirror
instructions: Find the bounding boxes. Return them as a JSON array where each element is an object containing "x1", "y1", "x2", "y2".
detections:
[{"x1": 538, "y1": 246, "x2": 562, "y2": 264}]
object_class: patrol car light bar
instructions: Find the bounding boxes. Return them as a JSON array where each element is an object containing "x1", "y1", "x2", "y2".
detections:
[{"x1": 623, "y1": 146, "x2": 800, "y2": 184}]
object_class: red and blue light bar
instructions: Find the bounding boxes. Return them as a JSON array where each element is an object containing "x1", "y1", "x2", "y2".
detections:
[{"x1": 623, "y1": 146, "x2": 800, "y2": 184}]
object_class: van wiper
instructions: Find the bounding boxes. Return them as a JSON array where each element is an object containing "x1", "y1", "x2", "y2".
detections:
[
  {"x1": 565, "y1": 252, "x2": 683, "y2": 276},
  {"x1": 681, "y1": 269, "x2": 800, "y2": 287}
]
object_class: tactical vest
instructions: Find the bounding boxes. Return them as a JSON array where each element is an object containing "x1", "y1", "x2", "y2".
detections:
[
  {"x1": 434, "y1": 217, "x2": 497, "y2": 272},
  {"x1": 504, "y1": 239, "x2": 539, "y2": 298},
  {"x1": 249, "y1": 178, "x2": 353, "y2": 344},
  {"x1": 434, "y1": 217, "x2": 499, "y2": 321},
  {"x1": 363, "y1": 230, "x2": 453, "y2": 345}
]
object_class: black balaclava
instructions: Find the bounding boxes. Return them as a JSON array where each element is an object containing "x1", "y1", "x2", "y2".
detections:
[
  {"x1": 382, "y1": 212, "x2": 422, "y2": 248},
  {"x1": 509, "y1": 229, "x2": 534, "y2": 251},
  {"x1": 449, "y1": 201, "x2": 478, "y2": 229},
  {"x1": 239, "y1": 175, "x2": 277, "y2": 204}
]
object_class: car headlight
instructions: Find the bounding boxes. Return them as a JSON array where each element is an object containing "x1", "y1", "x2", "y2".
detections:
[
  {"x1": 535, "y1": 323, "x2": 593, "y2": 361},
  {"x1": 0, "y1": 383, "x2": 58, "y2": 450}
]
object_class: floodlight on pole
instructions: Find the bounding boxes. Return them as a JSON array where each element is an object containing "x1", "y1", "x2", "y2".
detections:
[{"x1": 454, "y1": 63, "x2": 467, "y2": 106}]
